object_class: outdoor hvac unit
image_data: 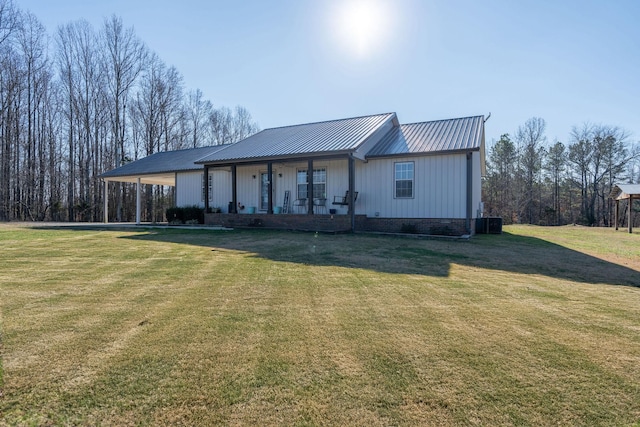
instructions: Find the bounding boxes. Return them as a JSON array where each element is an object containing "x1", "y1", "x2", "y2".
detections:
[{"x1": 475, "y1": 217, "x2": 503, "y2": 234}]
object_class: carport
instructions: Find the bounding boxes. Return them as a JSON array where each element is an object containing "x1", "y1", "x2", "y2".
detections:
[{"x1": 99, "y1": 145, "x2": 229, "y2": 224}]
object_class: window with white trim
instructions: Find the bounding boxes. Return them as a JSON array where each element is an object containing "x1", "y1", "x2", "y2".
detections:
[
  {"x1": 394, "y1": 162, "x2": 414, "y2": 198},
  {"x1": 296, "y1": 168, "x2": 326, "y2": 200}
]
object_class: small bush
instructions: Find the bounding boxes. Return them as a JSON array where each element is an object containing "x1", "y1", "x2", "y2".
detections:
[
  {"x1": 166, "y1": 206, "x2": 204, "y2": 224},
  {"x1": 400, "y1": 223, "x2": 419, "y2": 234}
]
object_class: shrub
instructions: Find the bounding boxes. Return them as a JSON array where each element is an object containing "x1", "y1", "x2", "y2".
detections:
[
  {"x1": 400, "y1": 223, "x2": 418, "y2": 234},
  {"x1": 166, "y1": 206, "x2": 204, "y2": 224}
]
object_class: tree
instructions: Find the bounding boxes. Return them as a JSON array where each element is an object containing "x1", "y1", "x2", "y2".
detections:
[
  {"x1": 485, "y1": 134, "x2": 517, "y2": 221},
  {"x1": 101, "y1": 15, "x2": 146, "y2": 221},
  {"x1": 515, "y1": 117, "x2": 547, "y2": 224},
  {"x1": 544, "y1": 141, "x2": 566, "y2": 225}
]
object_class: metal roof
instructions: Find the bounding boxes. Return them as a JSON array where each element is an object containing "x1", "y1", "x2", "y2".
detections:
[
  {"x1": 196, "y1": 113, "x2": 396, "y2": 164},
  {"x1": 99, "y1": 145, "x2": 230, "y2": 185},
  {"x1": 609, "y1": 184, "x2": 640, "y2": 200},
  {"x1": 366, "y1": 115, "x2": 485, "y2": 157}
]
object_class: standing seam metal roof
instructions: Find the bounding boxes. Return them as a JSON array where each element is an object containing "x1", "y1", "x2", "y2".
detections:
[
  {"x1": 99, "y1": 145, "x2": 230, "y2": 178},
  {"x1": 366, "y1": 115, "x2": 485, "y2": 157},
  {"x1": 196, "y1": 113, "x2": 396, "y2": 164}
]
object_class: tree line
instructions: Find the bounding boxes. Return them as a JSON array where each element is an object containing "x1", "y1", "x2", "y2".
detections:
[
  {"x1": 0, "y1": 0, "x2": 259, "y2": 222},
  {"x1": 483, "y1": 117, "x2": 640, "y2": 227}
]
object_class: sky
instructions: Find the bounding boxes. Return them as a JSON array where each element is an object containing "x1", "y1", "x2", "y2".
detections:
[{"x1": 15, "y1": 0, "x2": 640, "y2": 147}]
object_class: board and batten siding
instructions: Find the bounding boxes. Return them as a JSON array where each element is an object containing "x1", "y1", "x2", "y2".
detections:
[
  {"x1": 176, "y1": 170, "x2": 231, "y2": 209},
  {"x1": 356, "y1": 153, "x2": 475, "y2": 219}
]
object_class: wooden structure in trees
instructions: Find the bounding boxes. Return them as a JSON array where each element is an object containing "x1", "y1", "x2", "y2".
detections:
[{"x1": 609, "y1": 184, "x2": 640, "y2": 233}]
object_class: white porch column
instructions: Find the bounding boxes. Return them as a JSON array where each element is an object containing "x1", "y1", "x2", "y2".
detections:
[
  {"x1": 136, "y1": 177, "x2": 141, "y2": 225},
  {"x1": 103, "y1": 180, "x2": 108, "y2": 223}
]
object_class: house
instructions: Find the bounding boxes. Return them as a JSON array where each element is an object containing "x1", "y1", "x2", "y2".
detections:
[{"x1": 100, "y1": 112, "x2": 487, "y2": 235}]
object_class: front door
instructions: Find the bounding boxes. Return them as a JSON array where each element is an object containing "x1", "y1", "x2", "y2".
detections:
[{"x1": 260, "y1": 172, "x2": 271, "y2": 211}]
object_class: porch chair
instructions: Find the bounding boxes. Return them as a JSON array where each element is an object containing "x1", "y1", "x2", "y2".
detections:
[
  {"x1": 313, "y1": 198, "x2": 327, "y2": 214},
  {"x1": 292, "y1": 197, "x2": 307, "y2": 213}
]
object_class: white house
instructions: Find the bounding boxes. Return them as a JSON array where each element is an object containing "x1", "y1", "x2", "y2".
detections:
[{"x1": 100, "y1": 112, "x2": 487, "y2": 235}]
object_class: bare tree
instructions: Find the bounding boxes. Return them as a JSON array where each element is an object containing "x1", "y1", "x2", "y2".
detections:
[
  {"x1": 101, "y1": 15, "x2": 146, "y2": 221},
  {"x1": 515, "y1": 117, "x2": 546, "y2": 223}
]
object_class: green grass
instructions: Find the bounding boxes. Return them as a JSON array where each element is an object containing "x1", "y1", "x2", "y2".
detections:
[{"x1": 1, "y1": 223, "x2": 639, "y2": 426}]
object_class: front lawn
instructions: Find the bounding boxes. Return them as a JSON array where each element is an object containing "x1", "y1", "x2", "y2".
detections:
[{"x1": 1, "y1": 224, "x2": 639, "y2": 425}]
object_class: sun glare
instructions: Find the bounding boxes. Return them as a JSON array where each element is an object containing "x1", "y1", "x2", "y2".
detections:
[{"x1": 332, "y1": 0, "x2": 393, "y2": 60}]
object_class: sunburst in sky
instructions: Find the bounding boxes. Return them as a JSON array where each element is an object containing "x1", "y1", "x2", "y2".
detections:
[{"x1": 330, "y1": 0, "x2": 395, "y2": 60}]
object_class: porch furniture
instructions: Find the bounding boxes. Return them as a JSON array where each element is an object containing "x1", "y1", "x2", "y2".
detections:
[
  {"x1": 313, "y1": 198, "x2": 327, "y2": 214},
  {"x1": 293, "y1": 197, "x2": 307, "y2": 213},
  {"x1": 332, "y1": 191, "x2": 358, "y2": 206}
]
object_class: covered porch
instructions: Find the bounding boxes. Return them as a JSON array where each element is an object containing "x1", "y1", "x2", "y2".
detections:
[{"x1": 201, "y1": 154, "x2": 360, "y2": 231}]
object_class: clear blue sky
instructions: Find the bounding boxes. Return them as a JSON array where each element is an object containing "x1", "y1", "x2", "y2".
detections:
[{"x1": 17, "y1": 0, "x2": 640, "y2": 146}]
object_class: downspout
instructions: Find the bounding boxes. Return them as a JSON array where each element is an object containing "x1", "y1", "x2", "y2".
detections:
[{"x1": 466, "y1": 152, "x2": 473, "y2": 234}]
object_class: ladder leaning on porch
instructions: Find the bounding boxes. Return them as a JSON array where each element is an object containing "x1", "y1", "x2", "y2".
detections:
[{"x1": 283, "y1": 190, "x2": 290, "y2": 214}]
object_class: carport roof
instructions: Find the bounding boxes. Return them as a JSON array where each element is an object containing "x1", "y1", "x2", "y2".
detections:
[{"x1": 99, "y1": 145, "x2": 230, "y2": 185}]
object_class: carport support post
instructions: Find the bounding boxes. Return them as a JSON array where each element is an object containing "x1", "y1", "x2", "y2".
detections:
[
  {"x1": 136, "y1": 177, "x2": 141, "y2": 225},
  {"x1": 615, "y1": 199, "x2": 619, "y2": 230},
  {"x1": 103, "y1": 180, "x2": 108, "y2": 223}
]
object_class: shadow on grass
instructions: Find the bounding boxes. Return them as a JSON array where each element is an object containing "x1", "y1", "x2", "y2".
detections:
[{"x1": 29, "y1": 225, "x2": 640, "y2": 287}]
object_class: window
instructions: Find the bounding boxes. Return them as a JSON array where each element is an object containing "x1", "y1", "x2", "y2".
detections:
[
  {"x1": 201, "y1": 173, "x2": 212, "y2": 202},
  {"x1": 297, "y1": 168, "x2": 326, "y2": 200},
  {"x1": 394, "y1": 162, "x2": 414, "y2": 198}
]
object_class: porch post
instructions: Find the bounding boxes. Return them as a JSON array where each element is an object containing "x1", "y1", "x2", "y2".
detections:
[
  {"x1": 203, "y1": 165, "x2": 210, "y2": 213},
  {"x1": 629, "y1": 196, "x2": 633, "y2": 234},
  {"x1": 103, "y1": 180, "x2": 108, "y2": 223},
  {"x1": 136, "y1": 177, "x2": 141, "y2": 225},
  {"x1": 267, "y1": 162, "x2": 273, "y2": 214},
  {"x1": 466, "y1": 152, "x2": 473, "y2": 234},
  {"x1": 348, "y1": 155, "x2": 355, "y2": 232},
  {"x1": 615, "y1": 199, "x2": 619, "y2": 230},
  {"x1": 307, "y1": 159, "x2": 314, "y2": 215},
  {"x1": 231, "y1": 164, "x2": 238, "y2": 213}
]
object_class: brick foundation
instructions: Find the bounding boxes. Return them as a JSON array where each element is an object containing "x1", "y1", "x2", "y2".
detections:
[
  {"x1": 357, "y1": 217, "x2": 470, "y2": 236},
  {"x1": 206, "y1": 213, "x2": 473, "y2": 235},
  {"x1": 205, "y1": 213, "x2": 353, "y2": 232}
]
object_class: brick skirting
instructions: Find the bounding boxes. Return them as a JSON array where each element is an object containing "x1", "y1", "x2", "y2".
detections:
[
  {"x1": 357, "y1": 217, "x2": 470, "y2": 236},
  {"x1": 206, "y1": 213, "x2": 473, "y2": 235},
  {"x1": 205, "y1": 213, "x2": 353, "y2": 232}
]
